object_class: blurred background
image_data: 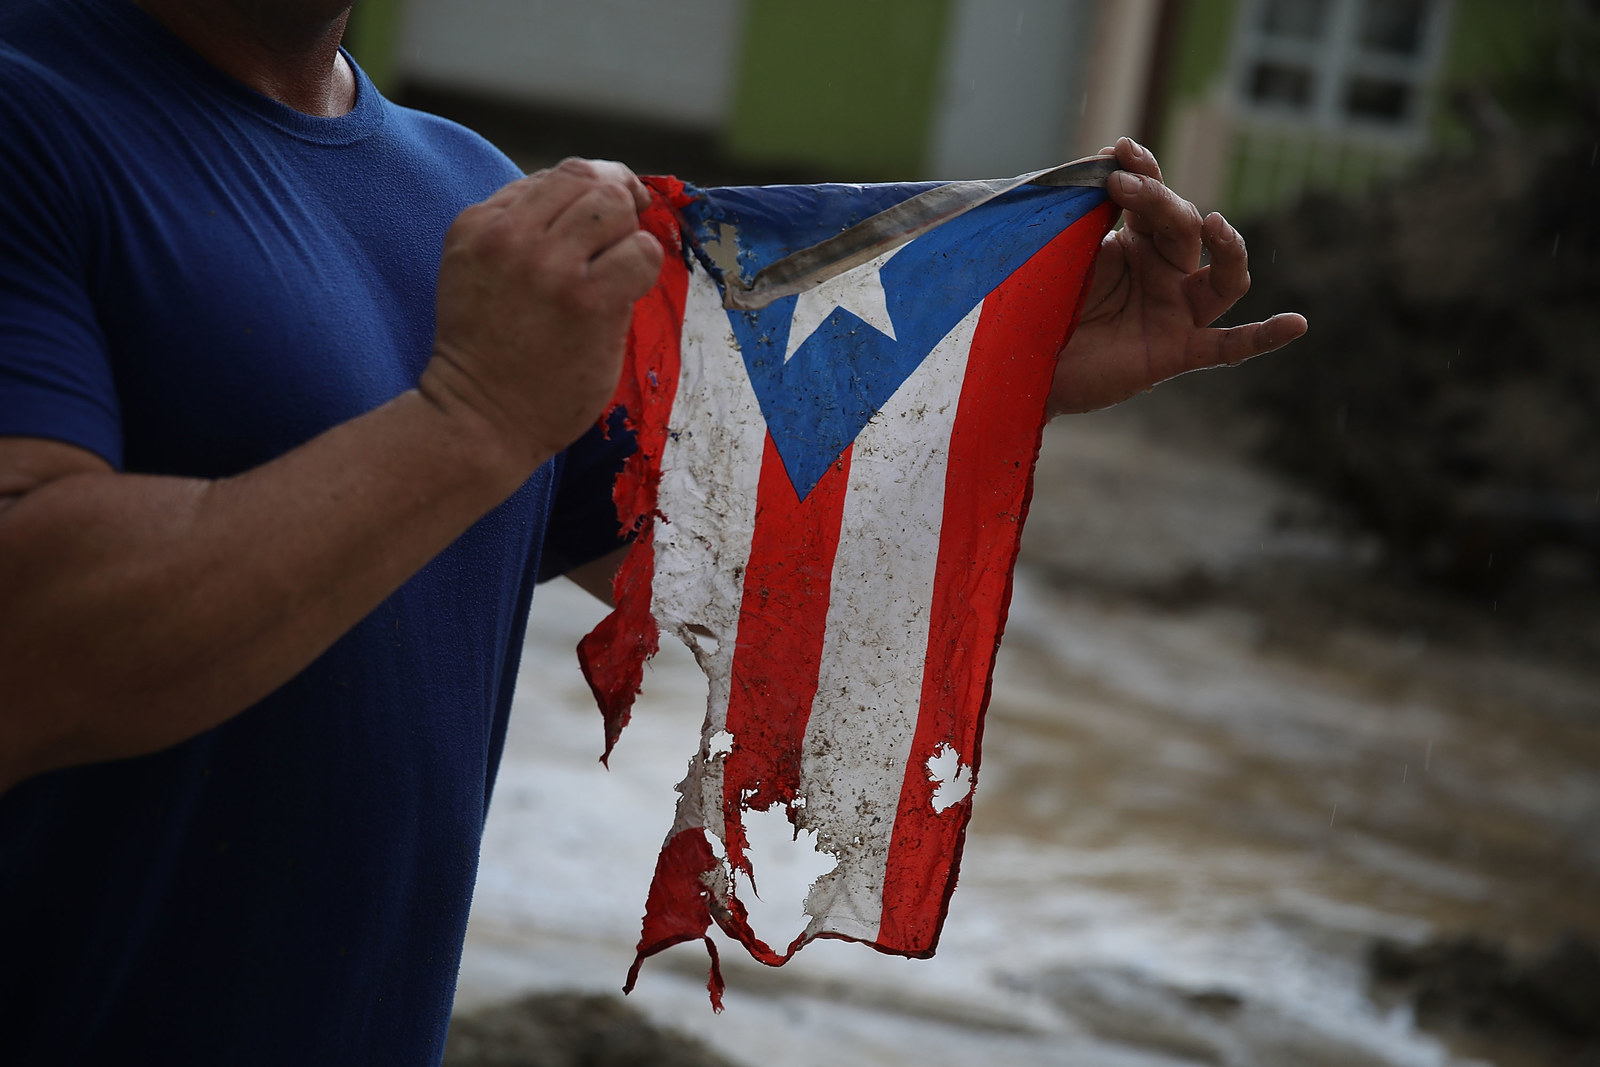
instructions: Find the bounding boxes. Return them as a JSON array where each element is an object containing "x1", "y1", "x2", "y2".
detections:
[{"x1": 345, "y1": 2, "x2": 1600, "y2": 1064}]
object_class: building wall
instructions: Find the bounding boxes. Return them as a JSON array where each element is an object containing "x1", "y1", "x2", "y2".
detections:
[
  {"x1": 391, "y1": 0, "x2": 748, "y2": 130},
  {"x1": 1153, "y1": 0, "x2": 1237, "y2": 211},
  {"x1": 344, "y1": 0, "x2": 404, "y2": 93},
  {"x1": 926, "y1": 0, "x2": 1099, "y2": 180},
  {"x1": 359, "y1": 0, "x2": 1122, "y2": 183},
  {"x1": 1075, "y1": 0, "x2": 1167, "y2": 157},
  {"x1": 722, "y1": 0, "x2": 953, "y2": 180}
]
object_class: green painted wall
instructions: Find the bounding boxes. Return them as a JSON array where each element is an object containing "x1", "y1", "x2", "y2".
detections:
[
  {"x1": 725, "y1": 0, "x2": 953, "y2": 180},
  {"x1": 1434, "y1": 0, "x2": 1570, "y2": 147},
  {"x1": 343, "y1": 0, "x2": 404, "y2": 95},
  {"x1": 1442, "y1": 0, "x2": 1563, "y2": 84},
  {"x1": 1167, "y1": 0, "x2": 1238, "y2": 109}
]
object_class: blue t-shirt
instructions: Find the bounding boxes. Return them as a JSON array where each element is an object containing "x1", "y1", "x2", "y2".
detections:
[{"x1": 0, "y1": 1, "x2": 626, "y2": 1062}]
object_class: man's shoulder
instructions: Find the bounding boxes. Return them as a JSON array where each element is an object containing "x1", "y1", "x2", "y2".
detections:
[
  {"x1": 379, "y1": 96, "x2": 524, "y2": 187},
  {"x1": 1, "y1": 0, "x2": 122, "y2": 96},
  {"x1": 0, "y1": 34, "x2": 108, "y2": 219},
  {"x1": 0, "y1": 28, "x2": 87, "y2": 116},
  {"x1": 0, "y1": 0, "x2": 160, "y2": 161},
  {"x1": 0, "y1": 0, "x2": 63, "y2": 54}
]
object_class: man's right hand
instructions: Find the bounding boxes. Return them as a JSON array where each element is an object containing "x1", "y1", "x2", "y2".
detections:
[
  {"x1": 422, "y1": 158, "x2": 663, "y2": 481},
  {"x1": 0, "y1": 159, "x2": 665, "y2": 792}
]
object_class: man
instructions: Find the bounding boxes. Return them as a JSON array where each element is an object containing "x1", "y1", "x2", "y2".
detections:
[{"x1": 0, "y1": 0, "x2": 1306, "y2": 1062}]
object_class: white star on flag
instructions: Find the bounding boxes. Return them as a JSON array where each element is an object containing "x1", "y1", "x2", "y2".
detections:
[{"x1": 782, "y1": 244, "x2": 902, "y2": 362}]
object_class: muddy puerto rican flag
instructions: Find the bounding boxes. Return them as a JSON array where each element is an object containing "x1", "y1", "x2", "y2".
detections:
[{"x1": 577, "y1": 159, "x2": 1118, "y2": 1007}]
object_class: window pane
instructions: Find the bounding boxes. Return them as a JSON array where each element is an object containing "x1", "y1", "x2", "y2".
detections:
[
  {"x1": 1357, "y1": 0, "x2": 1429, "y2": 54},
  {"x1": 1258, "y1": 0, "x2": 1332, "y2": 40},
  {"x1": 1250, "y1": 61, "x2": 1317, "y2": 108},
  {"x1": 1344, "y1": 76, "x2": 1412, "y2": 121}
]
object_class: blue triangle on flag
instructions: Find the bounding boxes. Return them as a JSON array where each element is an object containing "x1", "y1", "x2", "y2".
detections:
[{"x1": 684, "y1": 182, "x2": 1104, "y2": 500}]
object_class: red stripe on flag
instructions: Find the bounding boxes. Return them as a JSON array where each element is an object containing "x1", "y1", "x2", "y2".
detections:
[
  {"x1": 714, "y1": 438, "x2": 852, "y2": 962},
  {"x1": 624, "y1": 827, "x2": 727, "y2": 1010},
  {"x1": 579, "y1": 177, "x2": 693, "y2": 764},
  {"x1": 876, "y1": 201, "x2": 1117, "y2": 952}
]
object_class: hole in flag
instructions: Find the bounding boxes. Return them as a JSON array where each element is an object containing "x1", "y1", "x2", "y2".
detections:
[
  {"x1": 684, "y1": 623, "x2": 721, "y2": 663},
  {"x1": 707, "y1": 730, "x2": 733, "y2": 758},
  {"x1": 732, "y1": 805, "x2": 837, "y2": 947},
  {"x1": 698, "y1": 219, "x2": 747, "y2": 286},
  {"x1": 926, "y1": 744, "x2": 972, "y2": 813}
]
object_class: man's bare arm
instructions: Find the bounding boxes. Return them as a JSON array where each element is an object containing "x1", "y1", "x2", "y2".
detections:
[{"x1": 0, "y1": 159, "x2": 663, "y2": 794}]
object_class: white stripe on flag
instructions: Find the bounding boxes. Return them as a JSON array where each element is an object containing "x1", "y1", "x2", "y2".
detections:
[
  {"x1": 798, "y1": 301, "x2": 984, "y2": 943},
  {"x1": 653, "y1": 265, "x2": 767, "y2": 842}
]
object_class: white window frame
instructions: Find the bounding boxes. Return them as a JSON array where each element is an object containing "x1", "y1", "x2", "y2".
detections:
[{"x1": 1230, "y1": 0, "x2": 1454, "y2": 143}]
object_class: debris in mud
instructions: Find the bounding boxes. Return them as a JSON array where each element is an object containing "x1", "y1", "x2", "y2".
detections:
[
  {"x1": 443, "y1": 992, "x2": 741, "y2": 1067},
  {"x1": 1205, "y1": 0, "x2": 1600, "y2": 599},
  {"x1": 1370, "y1": 934, "x2": 1600, "y2": 1065},
  {"x1": 1213, "y1": 113, "x2": 1600, "y2": 596}
]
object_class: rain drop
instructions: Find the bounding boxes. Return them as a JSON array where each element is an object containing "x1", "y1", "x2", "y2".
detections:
[{"x1": 1552, "y1": 232, "x2": 1561, "y2": 257}]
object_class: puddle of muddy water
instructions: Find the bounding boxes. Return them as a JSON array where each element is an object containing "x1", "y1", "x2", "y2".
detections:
[{"x1": 460, "y1": 400, "x2": 1600, "y2": 1067}]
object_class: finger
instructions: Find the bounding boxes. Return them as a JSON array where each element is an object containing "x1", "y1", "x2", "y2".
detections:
[
  {"x1": 1186, "y1": 213, "x2": 1251, "y2": 325},
  {"x1": 582, "y1": 158, "x2": 653, "y2": 214},
  {"x1": 535, "y1": 158, "x2": 651, "y2": 213},
  {"x1": 1076, "y1": 227, "x2": 1130, "y2": 318},
  {"x1": 587, "y1": 230, "x2": 665, "y2": 305},
  {"x1": 1186, "y1": 312, "x2": 1308, "y2": 371},
  {"x1": 546, "y1": 181, "x2": 645, "y2": 258},
  {"x1": 1108, "y1": 169, "x2": 1203, "y2": 272},
  {"x1": 1113, "y1": 136, "x2": 1164, "y2": 183},
  {"x1": 454, "y1": 170, "x2": 558, "y2": 231},
  {"x1": 1107, "y1": 137, "x2": 1168, "y2": 242},
  {"x1": 499, "y1": 158, "x2": 641, "y2": 232},
  {"x1": 497, "y1": 159, "x2": 648, "y2": 214}
]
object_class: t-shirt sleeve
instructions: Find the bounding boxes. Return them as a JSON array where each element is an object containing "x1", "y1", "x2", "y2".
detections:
[
  {"x1": 536, "y1": 408, "x2": 638, "y2": 582},
  {"x1": 0, "y1": 52, "x2": 123, "y2": 468}
]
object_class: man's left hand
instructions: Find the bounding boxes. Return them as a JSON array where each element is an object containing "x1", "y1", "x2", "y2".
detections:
[{"x1": 1048, "y1": 137, "x2": 1308, "y2": 417}]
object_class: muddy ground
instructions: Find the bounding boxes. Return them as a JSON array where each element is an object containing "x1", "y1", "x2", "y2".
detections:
[{"x1": 443, "y1": 992, "x2": 736, "y2": 1067}]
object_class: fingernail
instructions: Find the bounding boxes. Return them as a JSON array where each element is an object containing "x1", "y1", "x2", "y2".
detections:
[{"x1": 1114, "y1": 171, "x2": 1143, "y2": 194}]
